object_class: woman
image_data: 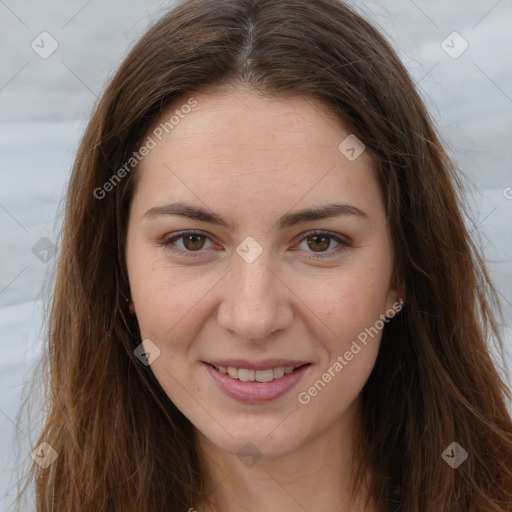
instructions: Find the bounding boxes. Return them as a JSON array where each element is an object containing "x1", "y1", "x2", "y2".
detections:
[{"x1": 16, "y1": 0, "x2": 512, "y2": 510}]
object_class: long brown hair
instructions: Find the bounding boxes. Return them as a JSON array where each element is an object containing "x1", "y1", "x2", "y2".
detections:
[{"x1": 14, "y1": 0, "x2": 512, "y2": 510}]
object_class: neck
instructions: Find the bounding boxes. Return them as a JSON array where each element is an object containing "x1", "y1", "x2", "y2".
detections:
[{"x1": 194, "y1": 398, "x2": 374, "y2": 512}]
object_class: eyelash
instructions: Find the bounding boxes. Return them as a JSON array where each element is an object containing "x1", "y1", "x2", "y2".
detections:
[{"x1": 159, "y1": 229, "x2": 350, "y2": 260}]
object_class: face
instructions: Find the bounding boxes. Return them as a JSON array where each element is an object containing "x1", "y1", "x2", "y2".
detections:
[{"x1": 125, "y1": 85, "x2": 402, "y2": 459}]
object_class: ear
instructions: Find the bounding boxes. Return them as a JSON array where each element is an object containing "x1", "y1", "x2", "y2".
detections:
[
  {"x1": 129, "y1": 301, "x2": 136, "y2": 314},
  {"x1": 385, "y1": 270, "x2": 406, "y2": 314}
]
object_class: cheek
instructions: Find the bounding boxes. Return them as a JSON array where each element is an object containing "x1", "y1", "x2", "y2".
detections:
[
  {"x1": 128, "y1": 256, "x2": 219, "y2": 353},
  {"x1": 291, "y1": 266, "x2": 388, "y2": 339},
  {"x1": 127, "y1": 250, "x2": 185, "y2": 339},
  {"x1": 295, "y1": 273, "x2": 385, "y2": 409}
]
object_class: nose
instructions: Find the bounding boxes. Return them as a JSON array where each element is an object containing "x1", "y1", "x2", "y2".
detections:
[{"x1": 216, "y1": 252, "x2": 294, "y2": 343}]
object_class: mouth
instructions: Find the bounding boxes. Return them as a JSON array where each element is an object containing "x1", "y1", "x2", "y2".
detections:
[
  {"x1": 203, "y1": 361, "x2": 312, "y2": 404},
  {"x1": 207, "y1": 363, "x2": 310, "y2": 382}
]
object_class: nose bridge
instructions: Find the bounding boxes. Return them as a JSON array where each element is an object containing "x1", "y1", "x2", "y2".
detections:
[
  {"x1": 217, "y1": 244, "x2": 292, "y2": 341},
  {"x1": 234, "y1": 252, "x2": 273, "y2": 302}
]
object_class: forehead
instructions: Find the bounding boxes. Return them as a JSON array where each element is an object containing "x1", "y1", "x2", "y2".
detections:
[{"x1": 131, "y1": 85, "x2": 382, "y2": 219}]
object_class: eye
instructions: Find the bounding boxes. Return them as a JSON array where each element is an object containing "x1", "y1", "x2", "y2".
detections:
[
  {"x1": 159, "y1": 229, "x2": 350, "y2": 259},
  {"x1": 294, "y1": 230, "x2": 350, "y2": 259},
  {"x1": 159, "y1": 230, "x2": 216, "y2": 257}
]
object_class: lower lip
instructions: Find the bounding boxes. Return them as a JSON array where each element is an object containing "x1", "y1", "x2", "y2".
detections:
[{"x1": 204, "y1": 363, "x2": 311, "y2": 404}]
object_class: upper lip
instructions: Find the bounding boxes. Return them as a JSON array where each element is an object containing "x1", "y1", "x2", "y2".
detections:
[{"x1": 205, "y1": 359, "x2": 310, "y2": 371}]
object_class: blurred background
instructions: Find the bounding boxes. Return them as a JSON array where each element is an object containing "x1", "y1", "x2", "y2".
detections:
[{"x1": 1, "y1": 0, "x2": 511, "y2": 509}]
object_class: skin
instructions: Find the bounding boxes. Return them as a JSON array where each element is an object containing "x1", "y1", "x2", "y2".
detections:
[{"x1": 125, "y1": 84, "x2": 403, "y2": 512}]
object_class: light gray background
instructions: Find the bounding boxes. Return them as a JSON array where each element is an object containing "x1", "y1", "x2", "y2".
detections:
[{"x1": 1, "y1": 1, "x2": 511, "y2": 509}]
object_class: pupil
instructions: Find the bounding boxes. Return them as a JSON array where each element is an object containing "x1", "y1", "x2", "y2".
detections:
[
  {"x1": 184, "y1": 234, "x2": 204, "y2": 250},
  {"x1": 182, "y1": 235, "x2": 330, "y2": 252},
  {"x1": 308, "y1": 235, "x2": 329, "y2": 252}
]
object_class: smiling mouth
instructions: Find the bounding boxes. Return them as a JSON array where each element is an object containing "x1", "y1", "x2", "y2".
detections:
[{"x1": 208, "y1": 363, "x2": 310, "y2": 382}]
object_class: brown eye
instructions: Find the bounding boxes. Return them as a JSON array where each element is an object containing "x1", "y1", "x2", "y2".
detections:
[
  {"x1": 160, "y1": 230, "x2": 215, "y2": 257},
  {"x1": 182, "y1": 233, "x2": 206, "y2": 251},
  {"x1": 295, "y1": 231, "x2": 349, "y2": 259},
  {"x1": 306, "y1": 234, "x2": 331, "y2": 252}
]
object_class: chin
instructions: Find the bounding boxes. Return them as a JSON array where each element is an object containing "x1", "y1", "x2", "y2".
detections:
[{"x1": 195, "y1": 415, "x2": 309, "y2": 461}]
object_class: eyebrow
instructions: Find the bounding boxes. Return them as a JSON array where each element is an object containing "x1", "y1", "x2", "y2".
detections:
[{"x1": 143, "y1": 201, "x2": 368, "y2": 229}]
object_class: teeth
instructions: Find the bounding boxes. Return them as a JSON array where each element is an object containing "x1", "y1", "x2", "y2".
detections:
[
  {"x1": 273, "y1": 367, "x2": 285, "y2": 378},
  {"x1": 255, "y1": 369, "x2": 274, "y2": 382},
  {"x1": 238, "y1": 368, "x2": 255, "y2": 381},
  {"x1": 213, "y1": 364, "x2": 302, "y2": 382}
]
